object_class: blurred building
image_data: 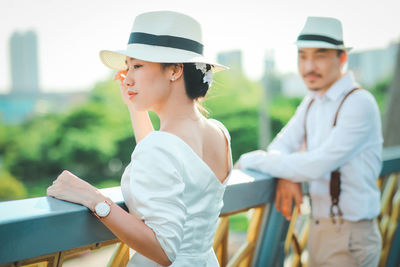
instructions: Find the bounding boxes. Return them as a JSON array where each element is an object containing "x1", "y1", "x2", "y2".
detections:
[
  {"x1": 217, "y1": 50, "x2": 243, "y2": 73},
  {"x1": 262, "y1": 50, "x2": 282, "y2": 98},
  {"x1": 348, "y1": 43, "x2": 399, "y2": 87},
  {"x1": 0, "y1": 31, "x2": 40, "y2": 123},
  {"x1": 0, "y1": 31, "x2": 88, "y2": 124},
  {"x1": 281, "y1": 73, "x2": 308, "y2": 97},
  {"x1": 10, "y1": 31, "x2": 40, "y2": 94},
  {"x1": 262, "y1": 50, "x2": 307, "y2": 98}
]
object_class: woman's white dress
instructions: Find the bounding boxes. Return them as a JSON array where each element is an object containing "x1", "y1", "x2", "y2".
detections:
[{"x1": 121, "y1": 120, "x2": 231, "y2": 266}]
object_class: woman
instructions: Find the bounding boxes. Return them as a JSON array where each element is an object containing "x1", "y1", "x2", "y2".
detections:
[{"x1": 47, "y1": 11, "x2": 231, "y2": 266}]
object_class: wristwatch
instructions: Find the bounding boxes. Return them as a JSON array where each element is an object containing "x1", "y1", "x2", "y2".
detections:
[{"x1": 93, "y1": 199, "x2": 112, "y2": 219}]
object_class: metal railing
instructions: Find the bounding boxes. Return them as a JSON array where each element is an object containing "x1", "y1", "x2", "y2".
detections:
[{"x1": 0, "y1": 146, "x2": 399, "y2": 267}]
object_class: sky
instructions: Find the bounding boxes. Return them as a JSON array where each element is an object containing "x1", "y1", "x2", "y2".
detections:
[{"x1": 0, "y1": 0, "x2": 399, "y2": 93}]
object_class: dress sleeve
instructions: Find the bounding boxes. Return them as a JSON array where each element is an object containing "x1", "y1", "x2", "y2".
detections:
[{"x1": 129, "y1": 140, "x2": 187, "y2": 262}]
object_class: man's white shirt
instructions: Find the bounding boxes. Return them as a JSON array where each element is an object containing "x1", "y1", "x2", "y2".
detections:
[{"x1": 239, "y1": 72, "x2": 383, "y2": 221}]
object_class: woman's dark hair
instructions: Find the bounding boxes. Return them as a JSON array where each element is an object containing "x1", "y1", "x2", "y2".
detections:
[{"x1": 162, "y1": 63, "x2": 212, "y2": 100}]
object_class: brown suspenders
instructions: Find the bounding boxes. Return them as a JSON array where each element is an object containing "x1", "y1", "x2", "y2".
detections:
[{"x1": 304, "y1": 87, "x2": 361, "y2": 223}]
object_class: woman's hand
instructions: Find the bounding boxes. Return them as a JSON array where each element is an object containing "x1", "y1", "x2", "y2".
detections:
[
  {"x1": 114, "y1": 70, "x2": 133, "y2": 108},
  {"x1": 47, "y1": 170, "x2": 105, "y2": 211}
]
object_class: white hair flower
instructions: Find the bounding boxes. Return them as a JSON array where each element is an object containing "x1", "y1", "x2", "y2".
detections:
[
  {"x1": 203, "y1": 72, "x2": 213, "y2": 86},
  {"x1": 195, "y1": 62, "x2": 213, "y2": 86},
  {"x1": 195, "y1": 62, "x2": 208, "y2": 73}
]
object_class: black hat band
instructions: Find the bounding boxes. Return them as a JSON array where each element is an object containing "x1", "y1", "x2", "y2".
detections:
[
  {"x1": 297, "y1": 34, "x2": 344, "y2": 46},
  {"x1": 128, "y1": 32, "x2": 204, "y2": 55}
]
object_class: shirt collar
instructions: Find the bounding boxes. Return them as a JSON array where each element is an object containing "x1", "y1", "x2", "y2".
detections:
[{"x1": 310, "y1": 71, "x2": 360, "y2": 102}]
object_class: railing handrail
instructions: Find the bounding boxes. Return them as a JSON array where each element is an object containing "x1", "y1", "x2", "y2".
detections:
[
  {"x1": 381, "y1": 145, "x2": 400, "y2": 175},
  {"x1": 0, "y1": 146, "x2": 399, "y2": 265},
  {"x1": 0, "y1": 170, "x2": 275, "y2": 264}
]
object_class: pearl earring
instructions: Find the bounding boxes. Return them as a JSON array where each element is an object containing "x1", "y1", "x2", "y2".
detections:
[{"x1": 171, "y1": 77, "x2": 175, "y2": 81}]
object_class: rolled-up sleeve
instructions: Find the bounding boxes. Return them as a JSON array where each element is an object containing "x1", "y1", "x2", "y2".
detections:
[{"x1": 129, "y1": 143, "x2": 187, "y2": 262}]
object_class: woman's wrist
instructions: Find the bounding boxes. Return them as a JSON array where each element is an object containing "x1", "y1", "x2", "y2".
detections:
[{"x1": 85, "y1": 190, "x2": 108, "y2": 212}]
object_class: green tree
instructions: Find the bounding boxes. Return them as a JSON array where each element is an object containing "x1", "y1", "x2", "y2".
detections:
[
  {"x1": 0, "y1": 170, "x2": 27, "y2": 201},
  {"x1": 0, "y1": 70, "x2": 303, "y2": 200},
  {"x1": 205, "y1": 69, "x2": 262, "y2": 162},
  {"x1": 1, "y1": 79, "x2": 137, "y2": 191}
]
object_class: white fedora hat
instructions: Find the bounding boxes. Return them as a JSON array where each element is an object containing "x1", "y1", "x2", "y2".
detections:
[
  {"x1": 100, "y1": 11, "x2": 227, "y2": 73},
  {"x1": 295, "y1": 16, "x2": 352, "y2": 51}
]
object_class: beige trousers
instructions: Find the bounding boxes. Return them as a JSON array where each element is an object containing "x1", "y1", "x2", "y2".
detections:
[{"x1": 308, "y1": 218, "x2": 382, "y2": 267}]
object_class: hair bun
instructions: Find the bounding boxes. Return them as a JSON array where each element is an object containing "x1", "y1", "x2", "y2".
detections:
[{"x1": 183, "y1": 63, "x2": 212, "y2": 99}]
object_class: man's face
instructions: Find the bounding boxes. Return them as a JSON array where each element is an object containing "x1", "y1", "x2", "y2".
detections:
[{"x1": 297, "y1": 48, "x2": 346, "y2": 94}]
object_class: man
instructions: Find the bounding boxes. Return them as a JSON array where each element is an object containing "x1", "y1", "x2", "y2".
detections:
[{"x1": 237, "y1": 17, "x2": 382, "y2": 266}]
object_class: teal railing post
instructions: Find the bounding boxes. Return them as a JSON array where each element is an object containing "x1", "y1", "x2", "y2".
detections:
[
  {"x1": 387, "y1": 221, "x2": 400, "y2": 267},
  {"x1": 382, "y1": 146, "x2": 400, "y2": 267},
  {"x1": 254, "y1": 203, "x2": 290, "y2": 267}
]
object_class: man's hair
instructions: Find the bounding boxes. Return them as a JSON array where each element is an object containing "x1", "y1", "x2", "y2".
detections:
[{"x1": 337, "y1": 49, "x2": 345, "y2": 57}]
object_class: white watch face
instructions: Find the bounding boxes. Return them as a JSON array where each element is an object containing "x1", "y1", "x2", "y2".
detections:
[{"x1": 95, "y1": 201, "x2": 110, "y2": 217}]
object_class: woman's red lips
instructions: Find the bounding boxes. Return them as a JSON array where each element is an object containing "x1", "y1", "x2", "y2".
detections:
[{"x1": 128, "y1": 91, "x2": 137, "y2": 99}]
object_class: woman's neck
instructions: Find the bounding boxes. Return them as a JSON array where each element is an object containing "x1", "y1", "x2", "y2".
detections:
[{"x1": 155, "y1": 84, "x2": 202, "y2": 130}]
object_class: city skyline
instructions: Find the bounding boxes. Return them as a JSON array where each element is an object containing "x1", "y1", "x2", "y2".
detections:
[{"x1": 1, "y1": 0, "x2": 399, "y2": 93}]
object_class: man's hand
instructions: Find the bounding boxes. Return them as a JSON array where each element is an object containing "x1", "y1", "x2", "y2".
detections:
[{"x1": 275, "y1": 178, "x2": 303, "y2": 220}]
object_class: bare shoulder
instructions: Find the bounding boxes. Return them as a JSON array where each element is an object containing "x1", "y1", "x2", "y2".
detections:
[
  {"x1": 203, "y1": 119, "x2": 229, "y2": 146},
  {"x1": 162, "y1": 118, "x2": 230, "y2": 183},
  {"x1": 202, "y1": 119, "x2": 231, "y2": 182}
]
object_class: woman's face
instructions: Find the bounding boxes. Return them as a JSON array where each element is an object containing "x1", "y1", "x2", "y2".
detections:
[{"x1": 123, "y1": 57, "x2": 172, "y2": 111}]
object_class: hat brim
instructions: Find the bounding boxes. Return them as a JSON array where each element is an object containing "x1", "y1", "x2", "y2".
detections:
[
  {"x1": 295, "y1": 40, "x2": 352, "y2": 51},
  {"x1": 100, "y1": 44, "x2": 228, "y2": 73}
]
